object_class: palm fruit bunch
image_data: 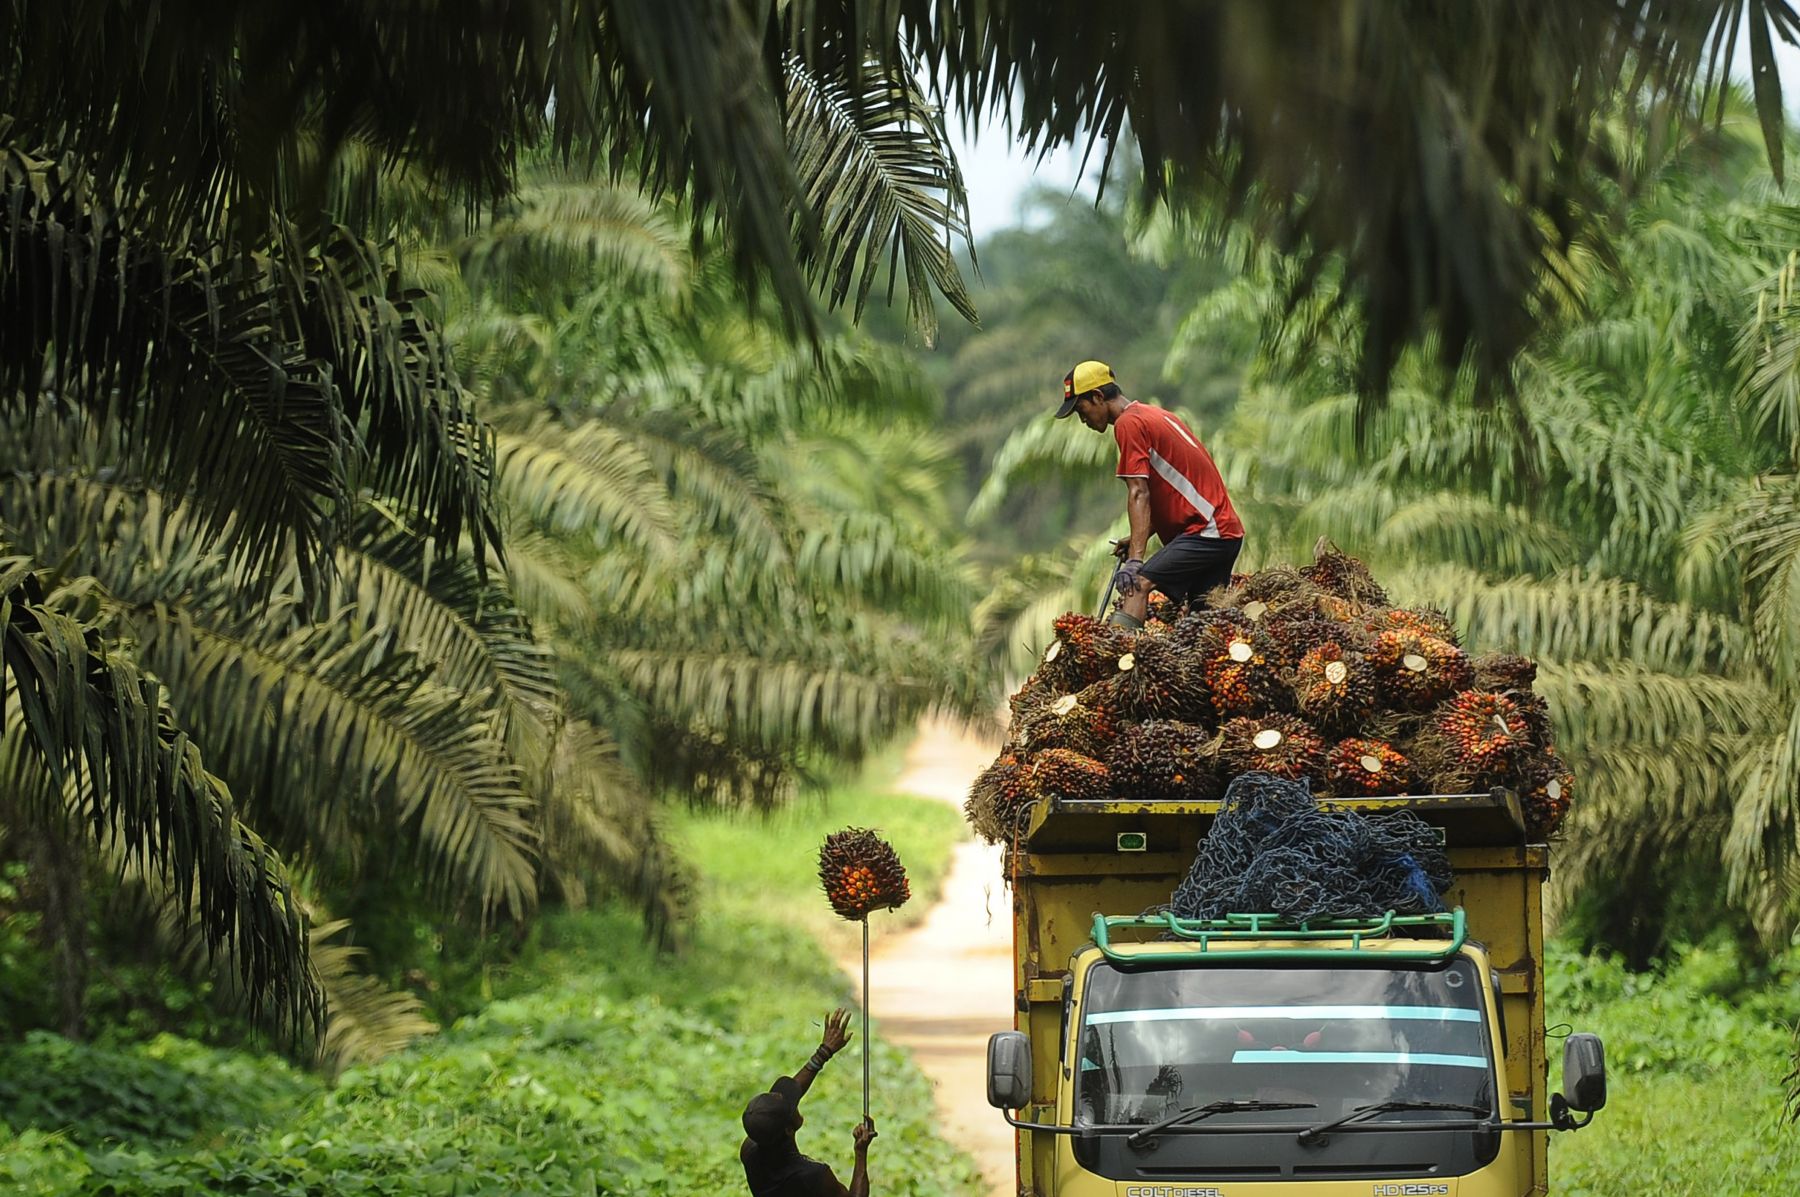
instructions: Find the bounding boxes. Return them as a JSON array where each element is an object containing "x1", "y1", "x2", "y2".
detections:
[
  {"x1": 1380, "y1": 606, "x2": 1461, "y2": 646},
  {"x1": 1034, "y1": 613, "x2": 1126, "y2": 691},
  {"x1": 1300, "y1": 537, "x2": 1390, "y2": 605},
  {"x1": 1220, "y1": 566, "x2": 1320, "y2": 620},
  {"x1": 1006, "y1": 670, "x2": 1056, "y2": 725},
  {"x1": 1263, "y1": 610, "x2": 1361, "y2": 667},
  {"x1": 1294, "y1": 642, "x2": 1377, "y2": 732},
  {"x1": 1016, "y1": 691, "x2": 1119, "y2": 758},
  {"x1": 1146, "y1": 588, "x2": 1177, "y2": 627},
  {"x1": 1199, "y1": 621, "x2": 1284, "y2": 717},
  {"x1": 1109, "y1": 632, "x2": 1209, "y2": 720},
  {"x1": 1418, "y1": 690, "x2": 1532, "y2": 789},
  {"x1": 1369, "y1": 628, "x2": 1473, "y2": 710},
  {"x1": 1218, "y1": 714, "x2": 1326, "y2": 783},
  {"x1": 1314, "y1": 592, "x2": 1368, "y2": 623},
  {"x1": 1519, "y1": 751, "x2": 1574, "y2": 838},
  {"x1": 971, "y1": 539, "x2": 1576, "y2": 849},
  {"x1": 1472, "y1": 652, "x2": 1537, "y2": 694},
  {"x1": 1028, "y1": 747, "x2": 1112, "y2": 801},
  {"x1": 1326, "y1": 737, "x2": 1415, "y2": 796},
  {"x1": 818, "y1": 828, "x2": 911, "y2": 921},
  {"x1": 1108, "y1": 720, "x2": 1219, "y2": 801},
  {"x1": 964, "y1": 752, "x2": 1033, "y2": 842}
]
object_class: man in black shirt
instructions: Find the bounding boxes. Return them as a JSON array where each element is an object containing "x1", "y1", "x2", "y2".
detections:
[{"x1": 740, "y1": 1008, "x2": 876, "y2": 1196}]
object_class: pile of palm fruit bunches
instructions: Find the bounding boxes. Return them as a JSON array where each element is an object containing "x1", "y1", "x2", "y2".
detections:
[{"x1": 966, "y1": 542, "x2": 1572, "y2": 847}]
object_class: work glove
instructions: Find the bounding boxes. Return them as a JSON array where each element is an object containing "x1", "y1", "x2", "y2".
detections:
[{"x1": 1112, "y1": 558, "x2": 1144, "y2": 593}]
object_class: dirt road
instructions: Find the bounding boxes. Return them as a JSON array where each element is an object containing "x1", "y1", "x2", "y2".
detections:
[{"x1": 837, "y1": 718, "x2": 1015, "y2": 1197}]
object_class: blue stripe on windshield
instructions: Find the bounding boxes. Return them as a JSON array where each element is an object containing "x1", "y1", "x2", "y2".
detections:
[
  {"x1": 1231, "y1": 1050, "x2": 1487, "y2": 1068},
  {"x1": 1085, "y1": 1005, "x2": 1481, "y2": 1026}
]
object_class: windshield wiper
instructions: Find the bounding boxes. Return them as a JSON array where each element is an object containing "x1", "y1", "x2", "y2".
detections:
[
  {"x1": 1297, "y1": 1100, "x2": 1492, "y2": 1145},
  {"x1": 1127, "y1": 1099, "x2": 1317, "y2": 1148}
]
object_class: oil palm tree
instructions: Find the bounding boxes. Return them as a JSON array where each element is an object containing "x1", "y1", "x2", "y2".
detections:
[{"x1": 0, "y1": 30, "x2": 979, "y2": 1020}]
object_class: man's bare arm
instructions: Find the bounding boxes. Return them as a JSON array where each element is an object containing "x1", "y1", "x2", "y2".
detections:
[
  {"x1": 1123, "y1": 477, "x2": 1153, "y2": 562},
  {"x1": 790, "y1": 1008, "x2": 852, "y2": 1100},
  {"x1": 847, "y1": 1119, "x2": 875, "y2": 1196}
]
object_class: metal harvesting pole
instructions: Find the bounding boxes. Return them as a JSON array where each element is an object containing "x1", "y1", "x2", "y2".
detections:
[{"x1": 861, "y1": 917, "x2": 871, "y2": 1119}]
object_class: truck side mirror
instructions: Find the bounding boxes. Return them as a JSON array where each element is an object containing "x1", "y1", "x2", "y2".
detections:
[
  {"x1": 1561, "y1": 1032, "x2": 1607, "y2": 1112},
  {"x1": 987, "y1": 1031, "x2": 1033, "y2": 1109}
]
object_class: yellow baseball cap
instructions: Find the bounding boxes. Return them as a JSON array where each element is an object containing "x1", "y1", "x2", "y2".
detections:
[{"x1": 1056, "y1": 360, "x2": 1116, "y2": 418}]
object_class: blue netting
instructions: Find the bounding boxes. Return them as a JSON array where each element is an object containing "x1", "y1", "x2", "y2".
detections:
[{"x1": 1169, "y1": 771, "x2": 1452, "y2": 922}]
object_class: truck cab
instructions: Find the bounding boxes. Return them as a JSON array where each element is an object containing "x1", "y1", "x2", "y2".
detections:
[{"x1": 985, "y1": 789, "x2": 1606, "y2": 1197}]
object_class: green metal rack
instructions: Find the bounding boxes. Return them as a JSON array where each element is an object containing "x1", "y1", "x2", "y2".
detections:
[{"x1": 1090, "y1": 907, "x2": 1468, "y2": 963}]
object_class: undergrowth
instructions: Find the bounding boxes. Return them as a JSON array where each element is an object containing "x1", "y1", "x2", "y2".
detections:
[
  {"x1": 0, "y1": 785, "x2": 982, "y2": 1197},
  {"x1": 1549, "y1": 936, "x2": 1800, "y2": 1195}
]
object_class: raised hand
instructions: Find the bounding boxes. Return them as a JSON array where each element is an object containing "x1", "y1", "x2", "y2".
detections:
[{"x1": 821, "y1": 1007, "x2": 853, "y2": 1056}]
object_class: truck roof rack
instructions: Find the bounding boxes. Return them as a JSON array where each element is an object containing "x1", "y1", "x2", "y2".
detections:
[{"x1": 1091, "y1": 907, "x2": 1468, "y2": 964}]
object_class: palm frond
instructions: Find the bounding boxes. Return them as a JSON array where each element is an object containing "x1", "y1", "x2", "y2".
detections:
[
  {"x1": 493, "y1": 422, "x2": 680, "y2": 555},
  {"x1": 0, "y1": 554, "x2": 320, "y2": 1032},
  {"x1": 0, "y1": 148, "x2": 496, "y2": 577},
  {"x1": 134, "y1": 605, "x2": 539, "y2": 919},
  {"x1": 1392, "y1": 563, "x2": 1755, "y2": 677},
  {"x1": 335, "y1": 508, "x2": 561, "y2": 745},
  {"x1": 967, "y1": 417, "x2": 1118, "y2": 524},
  {"x1": 536, "y1": 720, "x2": 687, "y2": 945},
  {"x1": 783, "y1": 54, "x2": 977, "y2": 344},
  {"x1": 308, "y1": 919, "x2": 437, "y2": 1080},
  {"x1": 460, "y1": 178, "x2": 693, "y2": 299}
]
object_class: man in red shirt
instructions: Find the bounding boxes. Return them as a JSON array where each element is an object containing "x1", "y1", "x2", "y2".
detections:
[{"x1": 1056, "y1": 360, "x2": 1244, "y2": 627}]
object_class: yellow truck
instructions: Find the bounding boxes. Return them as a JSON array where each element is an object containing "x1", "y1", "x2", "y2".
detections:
[{"x1": 985, "y1": 788, "x2": 1606, "y2": 1197}]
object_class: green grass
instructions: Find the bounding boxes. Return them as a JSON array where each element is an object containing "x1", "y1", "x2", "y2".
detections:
[
  {"x1": 671, "y1": 780, "x2": 969, "y2": 956},
  {"x1": 0, "y1": 782, "x2": 982, "y2": 1197},
  {"x1": 1548, "y1": 940, "x2": 1800, "y2": 1195}
]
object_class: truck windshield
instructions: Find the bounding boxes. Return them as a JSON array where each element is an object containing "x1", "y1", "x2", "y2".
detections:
[{"x1": 1077, "y1": 958, "x2": 1493, "y2": 1128}]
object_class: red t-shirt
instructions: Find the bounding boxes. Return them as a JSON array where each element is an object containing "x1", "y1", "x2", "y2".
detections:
[{"x1": 1113, "y1": 402, "x2": 1244, "y2": 543}]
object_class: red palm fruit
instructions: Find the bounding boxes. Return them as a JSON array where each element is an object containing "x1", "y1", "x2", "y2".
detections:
[
  {"x1": 1028, "y1": 747, "x2": 1112, "y2": 802},
  {"x1": 1326, "y1": 737, "x2": 1415, "y2": 796},
  {"x1": 1369, "y1": 629, "x2": 1473, "y2": 709},
  {"x1": 1048, "y1": 612, "x2": 1134, "y2": 685},
  {"x1": 1108, "y1": 720, "x2": 1220, "y2": 801},
  {"x1": 1218, "y1": 714, "x2": 1326, "y2": 784},
  {"x1": 1111, "y1": 633, "x2": 1209, "y2": 720},
  {"x1": 1422, "y1": 690, "x2": 1532, "y2": 789},
  {"x1": 1294, "y1": 642, "x2": 1377, "y2": 731},
  {"x1": 1300, "y1": 538, "x2": 1391, "y2": 605},
  {"x1": 1165, "y1": 609, "x2": 1248, "y2": 669},
  {"x1": 1017, "y1": 691, "x2": 1120, "y2": 757},
  {"x1": 965, "y1": 752, "x2": 1031, "y2": 842},
  {"x1": 1197, "y1": 618, "x2": 1283, "y2": 717},
  {"x1": 818, "y1": 828, "x2": 911, "y2": 921},
  {"x1": 1146, "y1": 588, "x2": 1176, "y2": 623},
  {"x1": 1519, "y1": 751, "x2": 1574, "y2": 839},
  {"x1": 1263, "y1": 611, "x2": 1363, "y2": 667},
  {"x1": 1381, "y1": 606, "x2": 1461, "y2": 646}
]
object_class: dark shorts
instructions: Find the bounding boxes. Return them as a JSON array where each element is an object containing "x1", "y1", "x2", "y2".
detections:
[{"x1": 1141, "y1": 533, "x2": 1242, "y2": 607}]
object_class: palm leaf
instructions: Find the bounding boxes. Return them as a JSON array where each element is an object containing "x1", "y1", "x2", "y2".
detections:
[
  {"x1": 308, "y1": 919, "x2": 437, "y2": 1080},
  {"x1": 0, "y1": 147, "x2": 495, "y2": 578},
  {"x1": 133, "y1": 605, "x2": 539, "y2": 919},
  {"x1": 0, "y1": 554, "x2": 320, "y2": 1032},
  {"x1": 783, "y1": 54, "x2": 977, "y2": 344}
]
